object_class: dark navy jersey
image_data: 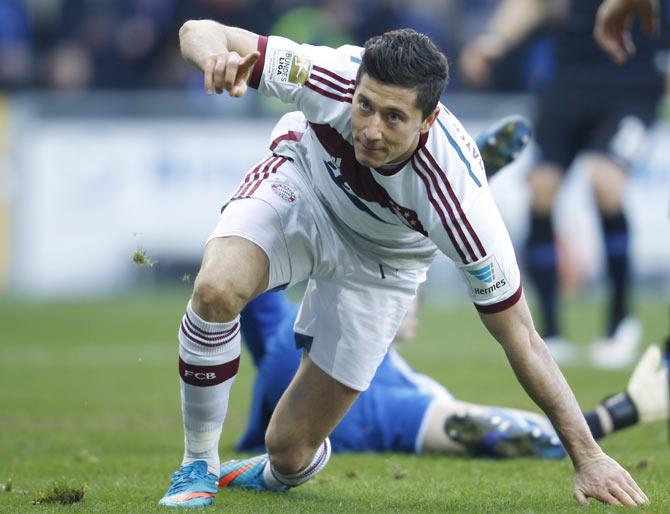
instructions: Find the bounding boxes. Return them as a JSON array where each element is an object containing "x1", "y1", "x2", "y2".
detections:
[{"x1": 550, "y1": 0, "x2": 668, "y2": 87}]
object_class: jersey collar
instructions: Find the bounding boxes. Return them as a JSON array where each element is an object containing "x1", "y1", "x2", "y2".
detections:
[{"x1": 373, "y1": 131, "x2": 429, "y2": 176}]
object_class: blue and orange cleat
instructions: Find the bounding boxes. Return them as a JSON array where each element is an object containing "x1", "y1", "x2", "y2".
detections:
[
  {"x1": 158, "y1": 460, "x2": 218, "y2": 508},
  {"x1": 475, "y1": 114, "x2": 532, "y2": 179},
  {"x1": 219, "y1": 453, "x2": 286, "y2": 492}
]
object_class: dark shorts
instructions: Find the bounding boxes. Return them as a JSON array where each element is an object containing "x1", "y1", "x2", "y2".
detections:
[{"x1": 534, "y1": 83, "x2": 662, "y2": 170}]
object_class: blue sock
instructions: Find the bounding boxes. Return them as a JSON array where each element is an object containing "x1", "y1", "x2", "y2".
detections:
[
  {"x1": 525, "y1": 213, "x2": 559, "y2": 338},
  {"x1": 600, "y1": 211, "x2": 630, "y2": 336}
]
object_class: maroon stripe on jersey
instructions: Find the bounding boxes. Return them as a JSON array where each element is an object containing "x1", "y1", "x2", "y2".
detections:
[
  {"x1": 181, "y1": 320, "x2": 240, "y2": 347},
  {"x1": 412, "y1": 161, "x2": 467, "y2": 263},
  {"x1": 309, "y1": 72, "x2": 355, "y2": 95},
  {"x1": 421, "y1": 148, "x2": 486, "y2": 258},
  {"x1": 415, "y1": 152, "x2": 477, "y2": 262},
  {"x1": 305, "y1": 81, "x2": 353, "y2": 103},
  {"x1": 179, "y1": 356, "x2": 240, "y2": 387},
  {"x1": 311, "y1": 65, "x2": 356, "y2": 85},
  {"x1": 270, "y1": 131, "x2": 303, "y2": 151},
  {"x1": 249, "y1": 35, "x2": 268, "y2": 90},
  {"x1": 475, "y1": 285, "x2": 523, "y2": 314},
  {"x1": 246, "y1": 157, "x2": 286, "y2": 196},
  {"x1": 237, "y1": 156, "x2": 280, "y2": 197},
  {"x1": 309, "y1": 122, "x2": 428, "y2": 236},
  {"x1": 233, "y1": 156, "x2": 274, "y2": 198}
]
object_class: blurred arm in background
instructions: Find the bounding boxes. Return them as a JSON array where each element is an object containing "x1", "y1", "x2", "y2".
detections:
[
  {"x1": 594, "y1": 0, "x2": 660, "y2": 63},
  {"x1": 458, "y1": 0, "x2": 550, "y2": 88}
]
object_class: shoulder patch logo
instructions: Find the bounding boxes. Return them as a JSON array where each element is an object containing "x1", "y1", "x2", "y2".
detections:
[
  {"x1": 461, "y1": 255, "x2": 511, "y2": 300},
  {"x1": 267, "y1": 49, "x2": 312, "y2": 86}
]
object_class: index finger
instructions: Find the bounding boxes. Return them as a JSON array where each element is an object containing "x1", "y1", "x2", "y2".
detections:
[
  {"x1": 623, "y1": 476, "x2": 650, "y2": 505},
  {"x1": 239, "y1": 51, "x2": 261, "y2": 75}
]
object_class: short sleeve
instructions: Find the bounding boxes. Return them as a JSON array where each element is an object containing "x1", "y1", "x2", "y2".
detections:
[
  {"x1": 448, "y1": 189, "x2": 522, "y2": 313},
  {"x1": 249, "y1": 35, "x2": 361, "y2": 125}
]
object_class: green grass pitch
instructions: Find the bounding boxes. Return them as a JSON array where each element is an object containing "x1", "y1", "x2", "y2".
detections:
[{"x1": 0, "y1": 288, "x2": 668, "y2": 512}]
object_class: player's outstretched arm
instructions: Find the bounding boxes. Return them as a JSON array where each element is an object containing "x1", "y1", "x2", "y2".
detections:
[
  {"x1": 479, "y1": 294, "x2": 649, "y2": 506},
  {"x1": 179, "y1": 20, "x2": 260, "y2": 97},
  {"x1": 594, "y1": 0, "x2": 659, "y2": 64},
  {"x1": 458, "y1": 0, "x2": 547, "y2": 87}
]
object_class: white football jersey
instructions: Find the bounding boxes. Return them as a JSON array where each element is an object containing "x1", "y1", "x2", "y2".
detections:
[{"x1": 247, "y1": 35, "x2": 521, "y2": 312}]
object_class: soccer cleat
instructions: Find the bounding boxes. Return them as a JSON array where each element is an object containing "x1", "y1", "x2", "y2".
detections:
[
  {"x1": 475, "y1": 114, "x2": 533, "y2": 179},
  {"x1": 544, "y1": 336, "x2": 578, "y2": 366},
  {"x1": 589, "y1": 317, "x2": 642, "y2": 369},
  {"x1": 627, "y1": 344, "x2": 669, "y2": 423},
  {"x1": 445, "y1": 409, "x2": 566, "y2": 460},
  {"x1": 219, "y1": 453, "x2": 286, "y2": 492},
  {"x1": 158, "y1": 460, "x2": 217, "y2": 508}
]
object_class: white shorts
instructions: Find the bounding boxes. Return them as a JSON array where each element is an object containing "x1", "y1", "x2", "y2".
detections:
[{"x1": 208, "y1": 158, "x2": 427, "y2": 391}]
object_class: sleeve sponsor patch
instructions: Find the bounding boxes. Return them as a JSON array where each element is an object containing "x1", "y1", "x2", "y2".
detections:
[
  {"x1": 267, "y1": 49, "x2": 312, "y2": 86},
  {"x1": 460, "y1": 255, "x2": 511, "y2": 302}
]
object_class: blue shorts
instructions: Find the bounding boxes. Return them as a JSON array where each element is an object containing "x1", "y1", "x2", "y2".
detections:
[{"x1": 237, "y1": 292, "x2": 448, "y2": 453}]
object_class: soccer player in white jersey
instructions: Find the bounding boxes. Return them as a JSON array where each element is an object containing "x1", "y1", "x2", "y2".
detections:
[{"x1": 159, "y1": 21, "x2": 649, "y2": 508}]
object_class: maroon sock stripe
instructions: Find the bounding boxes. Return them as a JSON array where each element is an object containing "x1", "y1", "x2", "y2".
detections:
[
  {"x1": 412, "y1": 161, "x2": 467, "y2": 264},
  {"x1": 421, "y1": 148, "x2": 486, "y2": 258},
  {"x1": 271, "y1": 439, "x2": 330, "y2": 486},
  {"x1": 184, "y1": 312, "x2": 239, "y2": 338},
  {"x1": 179, "y1": 355, "x2": 240, "y2": 387},
  {"x1": 180, "y1": 320, "x2": 240, "y2": 347},
  {"x1": 415, "y1": 151, "x2": 478, "y2": 262}
]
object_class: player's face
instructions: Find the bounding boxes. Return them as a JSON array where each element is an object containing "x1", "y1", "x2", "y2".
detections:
[{"x1": 351, "y1": 73, "x2": 437, "y2": 168}]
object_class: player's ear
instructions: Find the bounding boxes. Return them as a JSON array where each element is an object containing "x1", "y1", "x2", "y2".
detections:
[{"x1": 420, "y1": 108, "x2": 440, "y2": 133}]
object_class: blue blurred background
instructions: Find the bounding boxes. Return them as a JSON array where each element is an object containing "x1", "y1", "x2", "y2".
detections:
[{"x1": 0, "y1": 0, "x2": 668, "y2": 306}]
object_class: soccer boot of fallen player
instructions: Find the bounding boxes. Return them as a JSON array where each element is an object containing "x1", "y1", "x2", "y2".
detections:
[
  {"x1": 475, "y1": 114, "x2": 532, "y2": 179},
  {"x1": 444, "y1": 407, "x2": 566, "y2": 459}
]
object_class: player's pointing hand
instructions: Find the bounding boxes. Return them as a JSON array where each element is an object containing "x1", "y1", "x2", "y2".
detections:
[
  {"x1": 204, "y1": 50, "x2": 260, "y2": 97},
  {"x1": 594, "y1": 0, "x2": 659, "y2": 64},
  {"x1": 573, "y1": 452, "x2": 649, "y2": 506}
]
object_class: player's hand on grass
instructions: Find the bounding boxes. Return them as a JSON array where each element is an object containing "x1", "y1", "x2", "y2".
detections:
[
  {"x1": 594, "y1": 0, "x2": 659, "y2": 64},
  {"x1": 204, "y1": 50, "x2": 260, "y2": 97},
  {"x1": 573, "y1": 452, "x2": 649, "y2": 506}
]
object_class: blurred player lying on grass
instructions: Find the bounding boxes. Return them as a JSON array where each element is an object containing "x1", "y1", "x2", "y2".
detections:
[{"x1": 234, "y1": 290, "x2": 668, "y2": 462}]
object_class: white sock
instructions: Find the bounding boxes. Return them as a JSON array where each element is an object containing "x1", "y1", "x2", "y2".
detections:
[
  {"x1": 263, "y1": 438, "x2": 332, "y2": 490},
  {"x1": 178, "y1": 300, "x2": 241, "y2": 476}
]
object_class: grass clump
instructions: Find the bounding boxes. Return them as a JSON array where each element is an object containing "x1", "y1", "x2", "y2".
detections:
[{"x1": 32, "y1": 481, "x2": 86, "y2": 505}]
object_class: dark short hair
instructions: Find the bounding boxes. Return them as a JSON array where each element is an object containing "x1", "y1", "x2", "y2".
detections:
[{"x1": 356, "y1": 29, "x2": 449, "y2": 119}]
